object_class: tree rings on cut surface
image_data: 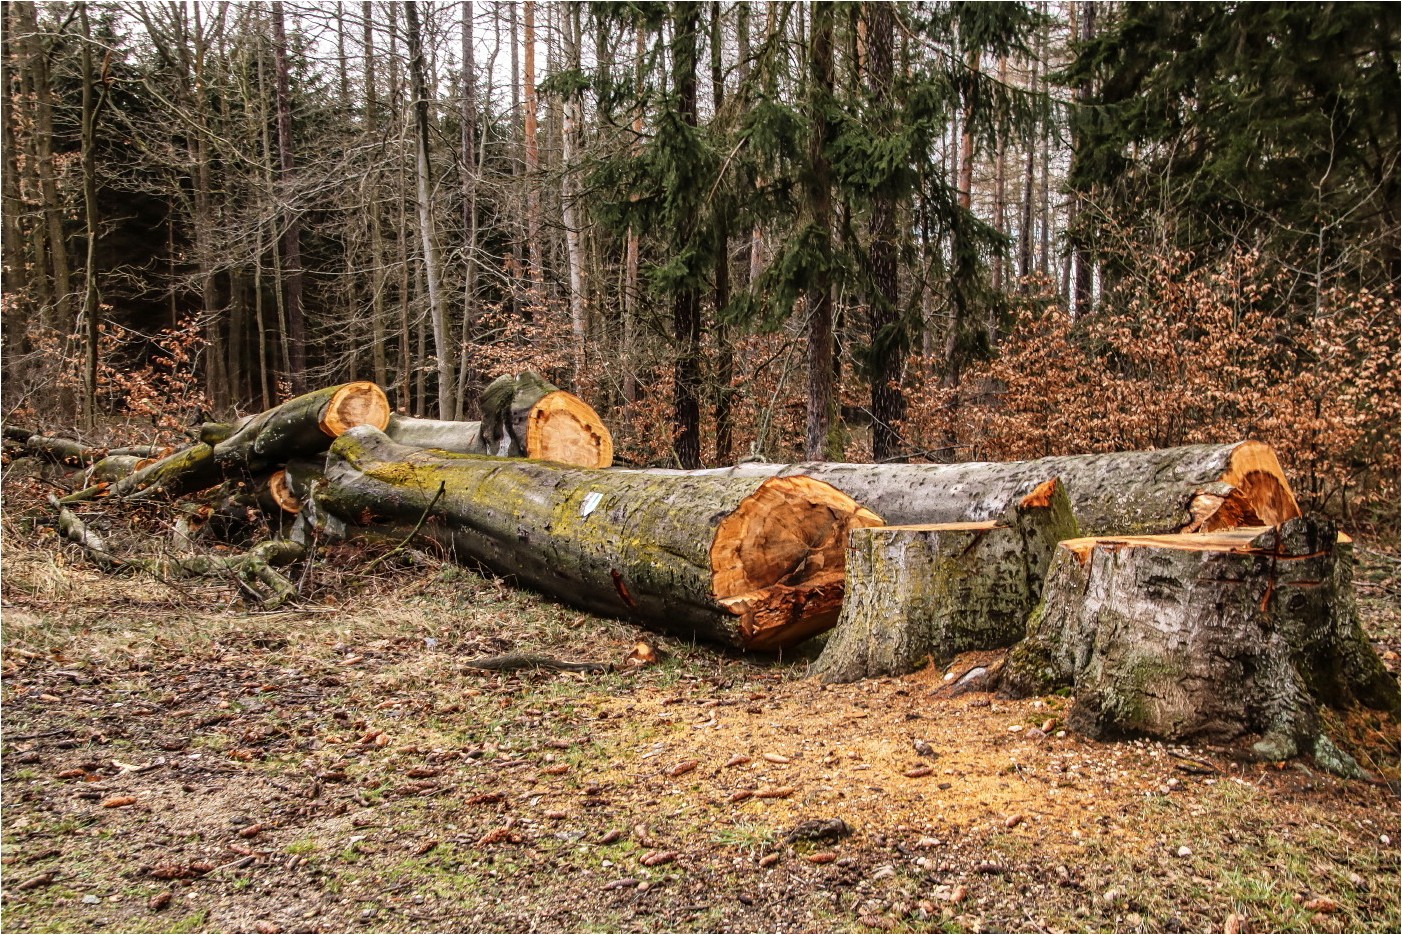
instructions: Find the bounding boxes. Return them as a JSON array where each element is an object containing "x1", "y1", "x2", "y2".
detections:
[
  {"x1": 318, "y1": 381, "x2": 392, "y2": 438},
  {"x1": 712, "y1": 476, "x2": 883, "y2": 650},
  {"x1": 524, "y1": 390, "x2": 614, "y2": 468}
]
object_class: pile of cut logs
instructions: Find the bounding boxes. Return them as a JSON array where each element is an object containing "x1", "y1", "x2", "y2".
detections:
[{"x1": 5, "y1": 375, "x2": 1394, "y2": 774}]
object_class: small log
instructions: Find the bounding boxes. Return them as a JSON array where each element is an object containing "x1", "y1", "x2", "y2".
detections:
[
  {"x1": 85, "y1": 454, "x2": 150, "y2": 485},
  {"x1": 813, "y1": 478, "x2": 1080, "y2": 683},
  {"x1": 1000, "y1": 519, "x2": 1397, "y2": 770},
  {"x1": 62, "y1": 382, "x2": 391, "y2": 504},
  {"x1": 385, "y1": 371, "x2": 613, "y2": 467},
  {"x1": 312, "y1": 427, "x2": 882, "y2": 650},
  {"x1": 636, "y1": 441, "x2": 1299, "y2": 535}
]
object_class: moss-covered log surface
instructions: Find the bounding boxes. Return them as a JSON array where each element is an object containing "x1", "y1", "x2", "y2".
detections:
[
  {"x1": 312, "y1": 427, "x2": 881, "y2": 650},
  {"x1": 1001, "y1": 518, "x2": 1398, "y2": 775},
  {"x1": 814, "y1": 478, "x2": 1081, "y2": 683},
  {"x1": 636, "y1": 441, "x2": 1299, "y2": 535}
]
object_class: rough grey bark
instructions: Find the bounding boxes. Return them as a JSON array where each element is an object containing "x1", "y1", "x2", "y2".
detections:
[
  {"x1": 311, "y1": 427, "x2": 880, "y2": 651},
  {"x1": 628, "y1": 441, "x2": 1301, "y2": 536},
  {"x1": 813, "y1": 478, "x2": 1079, "y2": 683},
  {"x1": 1001, "y1": 519, "x2": 1397, "y2": 774}
]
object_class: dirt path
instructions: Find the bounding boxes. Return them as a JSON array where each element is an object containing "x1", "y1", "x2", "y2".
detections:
[{"x1": 3, "y1": 537, "x2": 1399, "y2": 934}]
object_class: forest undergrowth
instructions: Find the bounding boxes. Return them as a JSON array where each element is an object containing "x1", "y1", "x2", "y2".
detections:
[{"x1": 2, "y1": 468, "x2": 1399, "y2": 934}]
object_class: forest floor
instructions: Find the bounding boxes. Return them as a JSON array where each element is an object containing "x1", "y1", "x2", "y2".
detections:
[{"x1": 2, "y1": 497, "x2": 1400, "y2": 934}]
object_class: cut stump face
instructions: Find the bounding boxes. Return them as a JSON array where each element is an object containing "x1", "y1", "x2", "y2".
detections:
[
  {"x1": 319, "y1": 382, "x2": 392, "y2": 438},
  {"x1": 525, "y1": 390, "x2": 614, "y2": 468},
  {"x1": 712, "y1": 476, "x2": 884, "y2": 651}
]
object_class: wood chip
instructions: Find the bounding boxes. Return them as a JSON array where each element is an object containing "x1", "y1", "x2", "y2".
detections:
[
  {"x1": 667, "y1": 760, "x2": 699, "y2": 777},
  {"x1": 16, "y1": 870, "x2": 57, "y2": 891},
  {"x1": 755, "y1": 786, "x2": 795, "y2": 799},
  {"x1": 640, "y1": 850, "x2": 677, "y2": 867},
  {"x1": 101, "y1": 795, "x2": 136, "y2": 808}
]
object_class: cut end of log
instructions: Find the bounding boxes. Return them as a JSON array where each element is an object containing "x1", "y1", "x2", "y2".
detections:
[
  {"x1": 524, "y1": 390, "x2": 614, "y2": 468},
  {"x1": 1191, "y1": 441, "x2": 1302, "y2": 532},
  {"x1": 319, "y1": 382, "x2": 392, "y2": 438},
  {"x1": 267, "y1": 470, "x2": 300, "y2": 514},
  {"x1": 711, "y1": 476, "x2": 883, "y2": 651}
]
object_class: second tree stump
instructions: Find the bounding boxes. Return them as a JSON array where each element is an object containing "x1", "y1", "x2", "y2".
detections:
[
  {"x1": 1000, "y1": 518, "x2": 1397, "y2": 771},
  {"x1": 813, "y1": 478, "x2": 1080, "y2": 683}
]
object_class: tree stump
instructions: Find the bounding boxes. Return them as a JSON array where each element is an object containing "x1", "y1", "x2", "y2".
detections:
[
  {"x1": 813, "y1": 478, "x2": 1080, "y2": 683},
  {"x1": 1001, "y1": 518, "x2": 1397, "y2": 771}
]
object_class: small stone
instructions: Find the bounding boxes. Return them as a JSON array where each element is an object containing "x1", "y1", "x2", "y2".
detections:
[
  {"x1": 872, "y1": 865, "x2": 896, "y2": 880},
  {"x1": 1176, "y1": 845, "x2": 1192, "y2": 858},
  {"x1": 1008, "y1": 724, "x2": 1024, "y2": 732},
  {"x1": 82, "y1": 894, "x2": 101, "y2": 905}
]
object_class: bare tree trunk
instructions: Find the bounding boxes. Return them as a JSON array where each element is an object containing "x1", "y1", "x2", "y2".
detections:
[
  {"x1": 78, "y1": 3, "x2": 107, "y2": 429},
  {"x1": 404, "y1": 1, "x2": 454, "y2": 419},
  {"x1": 1017, "y1": 29, "x2": 1039, "y2": 287},
  {"x1": 671, "y1": 6, "x2": 702, "y2": 469},
  {"x1": 992, "y1": 55, "x2": 1007, "y2": 297},
  {"x1": 363, "y1": 1, "x2": 388, "y2": 391},
  {"x1": 711, "y1": 4, "x2": 734, "y2": 465},
  {"x1": 455, "y1": 0, "x2": 479, "y2": 418},
  {"x1": 1071, "y1": 1, "x2": 1096, "y2": 316},
  {"x1": 867, "y1": 2, "x2": 903, "y2": 463},
  {"x1": 271, "y1": 5, "x2": 307, "y2": 392},
  {"x1": 523, "y1": 1, "x2": 541, "y2": 294},
  {"x1": 621, "y1": 22, "x2": 644, "y2": 404},
  {"x1": 560, "y1": 3, "x2": 586, "y2": 384},
  {"x1": 804, "y1": 2, "x2": 837, "y2": 461}
]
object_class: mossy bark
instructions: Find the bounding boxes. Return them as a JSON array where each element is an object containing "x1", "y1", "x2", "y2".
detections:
[
  {"x1": 813, "y1": 478, "x2": 1080, "y2": 683},
  {"x1": 311, "y1": 427, "x2": 878, "y2": 650},
  {"x1": 1001, "y1": 519, "x2": 1397, "y2": 767},
  {"x1": 639, "y1": 441, "x2": 1298, "y2": 535}
]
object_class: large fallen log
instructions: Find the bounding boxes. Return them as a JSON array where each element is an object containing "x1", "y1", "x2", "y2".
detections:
[
  {"x1": 384, "y1": 371, "x2": 612, "y2": 467},
  {"x1": 310, "y1": 426, "x2": 882, "y2": 650},
  {"x1": 633, "y1": 441, "x2": 1299, "y2": 535},
  {"x1": 813, "y1": 478, "x2": 1080, "y2": 683},
  {"x1": 999, "y1": 519, "x2": 1396, "y2": 773}
]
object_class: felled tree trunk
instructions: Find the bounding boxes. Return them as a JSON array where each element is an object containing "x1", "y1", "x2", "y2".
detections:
[
  {"x1": 66, "y1": 382, "x2": 391, "y2": 503},
  {"x1": 814, "y1": 478, "x2": 1080, "y2": 683},
  {"x1": 85, "y1": 454, "x2": 153, "y2": 485},
  {"x1": 641, "y1": 441, "x2": 1299, "y2": 535},
  {"x1": 3, "y1": 426, "x2": 164, "y2": 467},
  {"x1": 312, "y1": 427, "x2": 882, "y2": 650},
  {"x1": 384, "y1": 371, "x2": 613, "y2": 467},
  {"x1": 1000, "y1": 519, "x2": 1397, "y2": 773}
]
